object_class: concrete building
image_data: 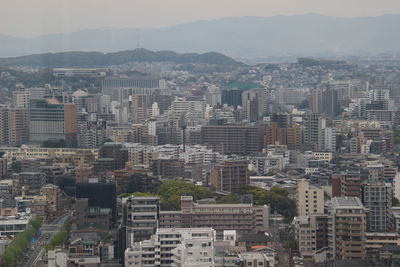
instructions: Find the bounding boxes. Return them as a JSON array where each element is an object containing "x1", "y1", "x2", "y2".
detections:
[
  {"x1": 201, "y1": 125, "x2": 264, "y2": 155},
  {"x1": 159, "y1": 196, "x2": 264, "y2": 238},
  {"x1": 122, "y1": 196, "x2": 160, "y2": 246},
  {"x1": 329, "y1": 197, "x2": 367, "y2": 261},
  {"x1": 15, "y1": 172, "x2": 46, "y2": 195},
  {"x1": 125, "y1": 228, "x2": 215, "y2": 267},
  {"x1": 29, "y1": 99, "x2": 77, "y2": 144},
  {"x1": 292, "y1": 214, "x2": 328, "y2": 261},
  {"x1": 303, "y1": 113, "x2": 326, "y2": 151},
  {"x1": 75, "y1": 198, "x2": 112, "y2": 229},
  {"x1": 0, "y1": 158, "x2": 7, "y2": 179},
  {"x1": 40, "y1": 184, "x2": 61, "y2": 216},
  {"x1": 0, "y1": 107, "x2": 29, "y2": 146},
  {"x1": 361, "y1": 181, "x2": 394, "y2": 232},
  {"x1": 296, "y1": 180, "x2": 324, "y2": 217},
  {"x1": 0, "y1": 214, "x2": 32, "y2": 237},
  {"x1": 209, "y1": 160, "x2": 250, "y2": 193},
  {"x1": 341, "y1": 170, "x2": 362, "y2": 198}
]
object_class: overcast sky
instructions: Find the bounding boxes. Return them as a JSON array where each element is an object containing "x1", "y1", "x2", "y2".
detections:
[{"x1": 2, "y1": 0, "x2": 400, "y2": 37}]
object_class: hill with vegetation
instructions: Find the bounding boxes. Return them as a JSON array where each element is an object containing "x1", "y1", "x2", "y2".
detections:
[{"x1": 0, "y1": 48, "x2": 243, "y2": 67}]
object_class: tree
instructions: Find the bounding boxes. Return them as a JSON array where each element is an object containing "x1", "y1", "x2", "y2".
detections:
[
  {"x1": 1, "y1": 216, "x2": 42, "y2": 267},
  {"x1": 156, "y1": 180, "x2": 213, "y2": 210},
  {"x1": 216, "y1": 194, "x2": 241, "y2": 204},
  {"x1": 234, "y1": 185, "x2": 296, "y2": 222}
]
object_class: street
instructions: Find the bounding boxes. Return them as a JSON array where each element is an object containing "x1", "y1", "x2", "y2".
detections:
[{"x1": 17, "y1": 213, "x2": 70, "y2": 267}]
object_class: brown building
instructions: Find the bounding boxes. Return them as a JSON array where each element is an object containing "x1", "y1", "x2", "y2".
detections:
[
  {"x1": 329, "y1": 197, "x2": 367, "y2": 261},
  {"x1": 40, "y1": 184, "x2": 62, "y2": 216},
  {"x1": 0, "y1": 107, "x2": 29, "y2": 146},
  {"x1": 209, "y1": 160, "x2": 250, "y2": 193},
  {"x1": 74, "y1": 163, "x2": 94, "y2": 183},
  {"x1": 341, "y1": 171, "x2": 362, "y2": 198},
  {"x1": 331, "y1": 173, "x2": 342, "y2": 197},
  {"x1": 150, "y1": 158, "x2": 184, "y2": 179},
  {"x1": 201, "y1": 125, "x2": 264, "y2": 155},
  {"x1": 266, "y1": 122, "x2": 303, "y2": 150}
]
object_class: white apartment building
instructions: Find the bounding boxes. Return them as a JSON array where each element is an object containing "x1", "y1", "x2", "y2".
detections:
[{"x1": 125, "y1": 228, "x2": 215, "y2": 267}]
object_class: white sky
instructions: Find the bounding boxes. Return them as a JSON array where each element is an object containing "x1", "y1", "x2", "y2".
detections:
[{"x1": 1, "y1": 0, "x2": 400, "y2": 37}]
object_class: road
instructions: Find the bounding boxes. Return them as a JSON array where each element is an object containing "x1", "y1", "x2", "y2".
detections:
[{"x1": 18, "y1": 213, "x2": 70, "y2": 267}]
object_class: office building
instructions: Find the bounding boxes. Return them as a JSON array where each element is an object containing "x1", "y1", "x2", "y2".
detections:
[{"x1": 29, "y1": 99, "x2": 77, "y2": 144}]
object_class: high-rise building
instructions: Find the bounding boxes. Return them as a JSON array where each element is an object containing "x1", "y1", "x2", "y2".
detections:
[
  {"x1": 303, "y1": 113, "x2": 326, "y2": 151},
  {"x1": 209, "y1": 160, "x2": 250, "y2": 193},
  {"x1": 296, "y1": 179, "x2": 324, "y2": 217},
  {"x1": 101, "y1": 76, "x2": 166, "y2": 102},
  {"x1": 361, "y1": 181, "x2": 394, "y2": 232},
  {"x1": 221, "y1": 88, "x2": 243, "y2": 108},
  {"x1": 0, "y1": 107, "x2": 29, "y2": 146},
  {"x1": 310, "y1": 89, "x2": 323, "y2": 114},
  {"x1": 0, "y1": 158, "x2": 7, "y2": 179},
  {"x1": 322, "y1": 89, "x2": 340, "y2": 118},
  {"x1": 201, "y1": 125, "x2": 264, "y2": 155},
  {"x1": 29, "y1": 99, "x2": 77, "y2": 145},
  {"x1": 292, "y1": 214, "x2": 328, "y2": 261},
  {"x1": 266, "y1": 122, "x2": 303, "y2": 150},
  {"x1": 329, "y1": 197, "x2": 367, "y2": 261},
  {"x1": 341, "y1": 170, "x2": 362, "y2": 198},
  {"x1": 98, "y1": 142, "x2": 129, "y2": 170},
  {"x1": 76, "y1": 181, "x2": 117, "y2": 223},
  {"x1": 122, "y1": 196, "x2": 160, "y2": 246}
]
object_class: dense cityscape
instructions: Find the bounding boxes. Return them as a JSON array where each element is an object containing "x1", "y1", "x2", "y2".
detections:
[{"x1": 1, "y1": 49, "x2": 400, "y2": 267}]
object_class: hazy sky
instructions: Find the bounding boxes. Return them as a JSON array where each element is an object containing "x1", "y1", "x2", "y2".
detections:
[{"x1": 2, "y1": 0, "x2": 400, "y2": 37}]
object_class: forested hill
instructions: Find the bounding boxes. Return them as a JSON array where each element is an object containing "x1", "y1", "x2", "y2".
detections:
[{"x1": 0, "y1": 49, "x2": 243, "y2": 67}]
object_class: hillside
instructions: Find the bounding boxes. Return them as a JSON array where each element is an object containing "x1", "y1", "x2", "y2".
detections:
[{"x1": 0, "y1": 49, "x2": 243, "y2": 67}]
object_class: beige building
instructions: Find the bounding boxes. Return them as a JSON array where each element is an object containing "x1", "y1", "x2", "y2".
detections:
[{"x1": 296, "y1": 179, "x2": 324, "y2": 217}]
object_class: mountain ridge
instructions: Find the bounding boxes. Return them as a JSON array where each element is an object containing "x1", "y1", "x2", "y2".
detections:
[{"x1": 1, "y1": 14, "x2": 400, "y2": 58}]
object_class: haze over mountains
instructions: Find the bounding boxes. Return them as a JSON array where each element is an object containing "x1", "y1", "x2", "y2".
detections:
[{"x1": 1, "y1": 13, "x2": 400, "y2": 58}]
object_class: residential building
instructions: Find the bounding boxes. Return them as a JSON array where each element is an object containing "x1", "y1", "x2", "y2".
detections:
[
  {"x1": 329, "y1": 197, "x2": 367, "y2": 261},
  {"x1": 296, "y1": 179, "x2": 324, "y2": 217},
  {"x1": 209, "y1": 160, "x2": 250, "y2": 193}
]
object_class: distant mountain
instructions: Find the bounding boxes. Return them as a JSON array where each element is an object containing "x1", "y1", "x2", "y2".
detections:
[
  {"x1": 0, "y1": 49, "x2": 243, "y2": 67},
  {"x1": 1, "y1": 14, "x2": 400, "y2": 58}
]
